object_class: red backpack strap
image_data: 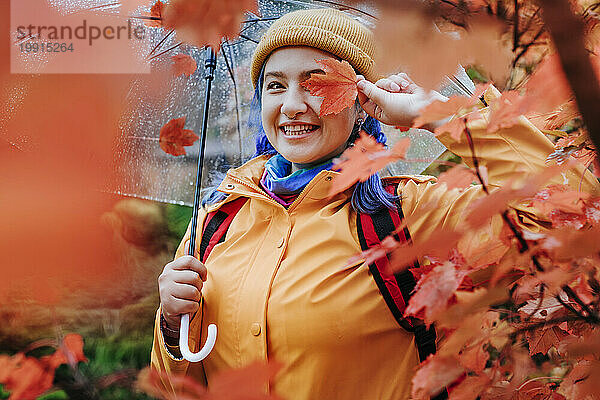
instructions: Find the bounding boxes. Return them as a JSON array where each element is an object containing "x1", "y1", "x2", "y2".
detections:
[
  {"x1": 357, "y1": 182, "x2": 448, "y2": 399},
  {"x1": 199, "y1": 197, "x2": 248, "y2": 263}
]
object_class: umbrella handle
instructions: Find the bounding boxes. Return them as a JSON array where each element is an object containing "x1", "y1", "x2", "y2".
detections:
[{"x1": 179, "y1": 314, "x2": 217, "y2": 362}]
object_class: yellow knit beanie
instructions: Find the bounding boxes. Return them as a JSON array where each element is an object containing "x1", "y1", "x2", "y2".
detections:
[{"x1": 250, "y1": 8, "x2": 377, "y2": 87}]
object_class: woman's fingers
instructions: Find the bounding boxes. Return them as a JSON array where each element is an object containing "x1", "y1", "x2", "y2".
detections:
[
  {"x1": 375, "y1": 78, "x2": 401, "y2": 93},
  {"x1": 388, "y1": 73, "x2": 418, "y2": 94},
  {"x1": 170, "y1": 255, "x2": 207, "y2": 281},
  {"x1": 171, "y1": 282, "x2": 202, "y2": 303},
  {"x1": 168, "y1": 295, "x2": 200, "y2": 315},
  {"x1": 173, "y1": 270, "x2": 203, "y2": 291}
]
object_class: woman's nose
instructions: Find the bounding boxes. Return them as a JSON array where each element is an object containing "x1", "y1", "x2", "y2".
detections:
[{"x1": 280, "y1": 85, "x2": 309, "y2": 119}]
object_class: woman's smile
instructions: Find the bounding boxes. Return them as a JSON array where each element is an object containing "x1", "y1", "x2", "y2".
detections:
[
  {"x1": 261, "y1": 46, "x2": 361, "y2": 171},
  {"x1": 279, "y1": 123, "x2": 320, "y2": 138}
]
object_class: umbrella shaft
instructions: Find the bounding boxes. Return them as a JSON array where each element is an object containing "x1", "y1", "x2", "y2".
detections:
[{"x1": 188, "y1": 47, "x2": 217, "y2": 258}]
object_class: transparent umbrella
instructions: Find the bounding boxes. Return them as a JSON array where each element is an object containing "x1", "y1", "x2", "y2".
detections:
[{"x1": 112, "y1": 0, "x2": 475, "y2": 362}]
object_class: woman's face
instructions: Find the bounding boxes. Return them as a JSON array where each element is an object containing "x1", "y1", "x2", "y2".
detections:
[{"x1": 261, "y1": 46, "x2": 360, "y2": 171}]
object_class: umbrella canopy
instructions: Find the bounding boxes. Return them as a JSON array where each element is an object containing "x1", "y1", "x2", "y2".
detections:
[{"x1": 113, "y1": 0, "x2": 474, "y2": 207}]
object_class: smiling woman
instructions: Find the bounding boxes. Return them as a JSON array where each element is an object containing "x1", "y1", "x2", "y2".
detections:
[
  {"x1": 149, "y1": 7, "x2": 600, "y2": 400},
  {"x1": 261, "y1": 47, "x2": 362, "y2": 170}
]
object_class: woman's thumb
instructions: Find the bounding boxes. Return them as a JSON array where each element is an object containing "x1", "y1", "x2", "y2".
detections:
[{"x1": 357, "y1": 80, "x2": 389, "y2": 106}]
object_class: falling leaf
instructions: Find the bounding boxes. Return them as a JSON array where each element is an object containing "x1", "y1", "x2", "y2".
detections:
[
  {"x1": 301, "y1": 59, "x2": 358, "y2": 116},
  {"x1": 458, "y1": 342, "x2": 489, "y2": 373},
  {"x1": 374, "y1": 7, "x2": 511, "y2": 89},
  {"x1": 404, "y1": 262, "x2": 468, "y2": 326},
  {"x1": 146, "y1": 1, "x2": 165, "y2": 27},
  {"x1": 0, "y1": 334, "x2": 87, "y2": 400},
  {"x1": 413, "y1": 97, "x2": 477, "y2": 130},
  {"x1": 412, "y1": 355, "x2": 464, "y2": 400},
  {"x1": 172, "y1": 54, "x2": 197, "y2": 77},
  {"x1": 437, "y1": 165, "x2": 477, "y2": 191},
  {"x1": 159, "y1": 116, "x2": 199, "y2": 156},
  {"x1": 137, "y1": 361, "x2": 282, "y2": 400},
  {"x1": 559, "y1": 360, "x2": 600, "y2": 399},
  {"x1": 524, "y1": 54, "x2": 573, "y2": 115},
  {"x1": 207, "y1": 360, "x2": 283, "y2": 399},
  {"x1": 329, "y1": 132, "x2": 409, "y2": 196},
  {"x1": 163, "y1": 0, "x2": 259, "y2": 52},
  {"x1": 528, "y1": 185, "x2": 589, "y2": 215},
  {"x1": 435, "y1": 117, "x2": 467, "y2": 142},
  {"x1": 389, "y1": 228, "x2": 461, "y2": 272},
  {"x1": 447, "y1": 374, "x2": 490, "y2": 400}
]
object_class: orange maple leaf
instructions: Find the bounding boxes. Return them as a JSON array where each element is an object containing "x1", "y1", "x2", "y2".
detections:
[
  {"x1": 138, "y1": 361, "x2": 282, "y2": 400},
  {"x1": 411, "y1": 355, "x2": 464, "y2": 400},
  {"x1": 413, "y1": 96, "x2": 477, "y2": 130},
  {"x1": 0, "y1": 334, "x2": 86, "y2": 400},
  {"x1": 146, "y1": 1, "x2": 165, "y2": 28},
  {"x1": 329, "y1": 132, "x2": 409, "y2": 196},
  {"x1": 437, "y1": 165, "x2": 477, "y2": 191},
  {"x1": 163, "y1": 0, "x2": 258, "y2": 52},
  {"x1": 526, "y1": 326, "x2": 569, "y2": 356},
  {"x1": 172, "y1": 54, "x2": 197, "y2": 77},
  {"x1": 404, "y1": 261, "x2": 468, "y2": 326},
  {"x1": 301, "y1": 59, "x2": 358, "y2": 116},
  {"x1": 159, "y1": 116, "x2": 199, "y2": 156}
]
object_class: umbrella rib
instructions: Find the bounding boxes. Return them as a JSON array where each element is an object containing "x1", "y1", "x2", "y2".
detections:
[
  {"x1": 148, "y1": 41, "x2": 183, "y2": 61},
  {"x1": 238, "y1": 33, "x2": 259, "y2": 44},
  {"x1": 148, "y1": 29, "x2": 175, "y2": 59},
  {"x1": 310, "y1": 0, "x2": 377, "y2": 20}
]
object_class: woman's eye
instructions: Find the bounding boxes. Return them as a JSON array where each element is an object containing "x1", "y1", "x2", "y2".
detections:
[{"x1": 266, "y1": 82, "x2": 284, "y2": 90}]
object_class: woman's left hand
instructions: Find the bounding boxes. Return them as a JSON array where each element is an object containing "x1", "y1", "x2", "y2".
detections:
[{"x1": 356, "y1": 73, "x2": 448, "y2": 130}]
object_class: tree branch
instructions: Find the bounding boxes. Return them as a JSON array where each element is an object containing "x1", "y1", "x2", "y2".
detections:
[{"x1": 538, "y1": 0, "x2": 600, "y2": 157}]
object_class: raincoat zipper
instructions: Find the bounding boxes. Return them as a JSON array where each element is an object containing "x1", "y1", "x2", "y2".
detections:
[{"x1": 225, "y1": 174, "x2": 286, "y2": 210}]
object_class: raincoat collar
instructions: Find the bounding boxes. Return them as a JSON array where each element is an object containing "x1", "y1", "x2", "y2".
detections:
[{"x1": 214, "y1": 155, "x2": 345, "y2": 210}]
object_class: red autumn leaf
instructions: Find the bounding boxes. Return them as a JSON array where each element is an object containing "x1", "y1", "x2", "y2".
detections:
[
  {"x1": 525, "y1": 326, "x2": 570, "y2": 356},
  {"x1": 412, "y1": 355, "x2": 465, "y2": 400},
  {"x1": 437, "y1": 165, "x2": 477, "y2": 191},
  {"x1": 329, "y1": 132, "x2": 409, "y2": 196},
  {"x1": 404, "y1": 262, "x2": 468, "y2": 326},
  {"x1": 466, "y1": 164, "x2": 567, "y2": 228},
  {"x1": 512, "y1": 381, "x2": 566, "y2": 400},
  {"x1": 146, "y1": 1, "x2": 165, "y2": 28},
  {"x1": 2, "y1": 356, "x2": 54, "y2": 400},
  {"x1": 137, "y1": 367, "x2": 207, "y2": 399},
  {"x1": 559, "y1": 360, "x2": 600, "y2": 399},
  {"x1": 207, "y1": 360, "x2": 282, "y2": 399},
  {"x1": 413, "y1": 97, "x2": 477, "y2": 130},
  {"x1": 389, "y1": 227, "x2": 461, "y2": 272},
  {"x1": 162, "y1": 0, "x2": 258, "y2": 52},
  {"x1": 528, "y1": 185, "x2": 589, "y2": 215},
  {"x1": 486, "y1": 91, "x2": 527, "y2": 133},
  {"x1": 435, "y1": 117, "x2": 467, "y2": 142},
  {"x1": 458, "y1": 343, "x2": 489, "y2": 373},
  {"x1": 0, "y1": 333, "x2": 88, "y2": 400},
  {"x1": 543, "y1": 101, "x2": 580, "y2": 130},
  {"x1": 524, "y1": 54, "x2": 573, "y2": 115},
  {"x1": 138, "y1": 361, "x2": 282, "y2": 400},
  {"x1": 46, "y1": 334, "x2": 87, "y2": 369},
  {"x1": 301, "y1": 59, "x2": 358, "y2": 116},
  {"x1": 447, "y1": 374, "x2": 490, "y2": 400},
  {"x1": 172, "y1": 54, "x2": 197, "y2": 77},
  {"x1": 159, "y1": 116, "x2": 199, "y2": 156}
]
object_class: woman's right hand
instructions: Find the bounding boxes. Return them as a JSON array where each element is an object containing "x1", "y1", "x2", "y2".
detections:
[{"x1": 158, "y1": 254, "x2": 207, "y2": 332}]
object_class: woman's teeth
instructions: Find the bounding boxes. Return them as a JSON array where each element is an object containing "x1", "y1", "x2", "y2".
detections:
[{"x1": 281, "y1": 125, "x2": 317, "y2": 135}]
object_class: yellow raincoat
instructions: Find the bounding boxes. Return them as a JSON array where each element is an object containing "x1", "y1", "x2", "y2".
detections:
[{"x1": 151, "y1": 87, "x2": 599, "y2": 399}]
